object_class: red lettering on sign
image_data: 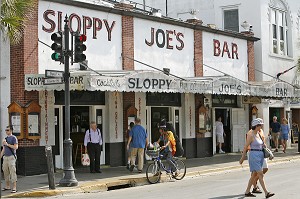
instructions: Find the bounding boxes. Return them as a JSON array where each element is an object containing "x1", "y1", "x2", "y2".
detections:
[
  {"x1": 221, "y1": 41, "x2": 231, "y2": 58},
  {"x1": 213, "y1": 39, "x2": 239, "y2": 59},
  {"x1": 213, "y1": 39, "x2": 221, "y2": 56}
]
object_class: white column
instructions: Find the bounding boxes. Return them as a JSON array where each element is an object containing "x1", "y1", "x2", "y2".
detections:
[
  {"x1": 182, "y1": 93, "x2": 195, "y2": 139},
  {"x1": 256, "y1": 100, "x2": 270, "y2": 146},
  {"x1": 106, "y1": 92, "x2": 123, "y2": 143}
]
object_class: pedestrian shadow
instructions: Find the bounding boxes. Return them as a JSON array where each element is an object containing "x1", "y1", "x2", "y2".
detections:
[{"x1": 208, "y1": 194, "x2": 245, "y2": 199}]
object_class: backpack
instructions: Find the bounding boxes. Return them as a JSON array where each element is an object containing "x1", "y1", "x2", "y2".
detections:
[
  {"x1": 174, "y1": 133, "x2": 184, "y2": 157},
  {"x1": 166, "y1": 131, "x2": 176, "y2": 156},
  {"x1": 166, "y1": 122, "x2": 184, "y2": 157}
]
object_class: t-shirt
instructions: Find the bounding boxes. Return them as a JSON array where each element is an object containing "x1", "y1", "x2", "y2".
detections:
[
  {"x1": 129, "y1": 125, "x2": 147, "y2": 148},
  {"x1": 4, "y1": 135, "x2": 18, "y2": 157},
  {"x1": 271, "y1": 122, "x2": 281, "y2": 133},
  {"x1": 281, "y1": 124, "x2": 290, "y2": 134},
  {"x1": 215, "y1": 121, "x2": 224, "y2": 135},
  {"x1": 160, "y1": 131, "x2": 176, "y2": 155}
]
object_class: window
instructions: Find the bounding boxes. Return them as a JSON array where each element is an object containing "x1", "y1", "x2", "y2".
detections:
[
  {"x1": 270, "y1": 0, "x2": 291, "y2": 56},
  {"x1": 224, "y1": 9, "x2": 239, "y2": 32}
]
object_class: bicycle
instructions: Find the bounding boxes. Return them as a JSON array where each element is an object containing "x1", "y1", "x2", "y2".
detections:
[{"x1": 145, "y1": 148, "x2": 186, "y2": 184}]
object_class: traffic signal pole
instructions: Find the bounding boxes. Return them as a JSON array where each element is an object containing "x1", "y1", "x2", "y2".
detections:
[{"x1": 59, "y1": 15, "x2": 78, "y2": 187}]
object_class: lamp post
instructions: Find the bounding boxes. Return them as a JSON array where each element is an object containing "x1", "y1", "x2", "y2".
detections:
[{"x1": 59, "y1": 15, "x2": 78, "y2": 187}]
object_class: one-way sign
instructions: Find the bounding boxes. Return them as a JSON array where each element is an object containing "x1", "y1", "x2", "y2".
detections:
[
  {"x1": 43, "y1": 77, "x2": 64, "y2": 85},
  {"x1": 45, "y1": 70, "x2": 64, "y2": 78}
]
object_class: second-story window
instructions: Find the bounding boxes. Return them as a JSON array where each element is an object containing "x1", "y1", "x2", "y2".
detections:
[
  {"x1": 270, "y1": 0, "x2": 291, "y2": 56},
  {"x1": 224, "y1": 9, "x2": 239, "y2": 32}
]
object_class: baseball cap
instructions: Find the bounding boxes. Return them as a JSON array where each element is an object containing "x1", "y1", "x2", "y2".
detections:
[{"x1": 251, "y1": 118, "x2": 264, "y2": 127}]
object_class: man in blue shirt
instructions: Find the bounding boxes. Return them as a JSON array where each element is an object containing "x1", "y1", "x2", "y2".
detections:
[
  {"x1": 270, "y1": 116, "x2": 281, "y2": 152},
  {"x1": 84, "y1": 121, "x2": 103, "y2": 173},
  {"x1": 1, "y1": 125, "x2": 18, "y2": 193},
  {"x1": 127, "y1": 118, "x2": 148, "y2": 173}
]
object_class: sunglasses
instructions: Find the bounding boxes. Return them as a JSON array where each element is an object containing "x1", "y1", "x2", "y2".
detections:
[
  {"x1": 256, "y1": 124, "x2": 262, "y2": 127},
  {"x1": 5, "y1": 129, "x2": 10, "y2": 131}
]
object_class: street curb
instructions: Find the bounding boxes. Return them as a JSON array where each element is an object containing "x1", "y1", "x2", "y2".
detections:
[{"x1": 4, "y1": 155, "x2": 300, "y2": 198}]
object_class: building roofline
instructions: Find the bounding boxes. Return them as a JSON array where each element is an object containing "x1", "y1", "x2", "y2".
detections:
[{"x1": 44, "y1": 0, "x2": 260, "y2": 42}]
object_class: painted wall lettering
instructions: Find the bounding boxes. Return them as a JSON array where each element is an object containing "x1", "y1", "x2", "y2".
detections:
[
  {"x1": 145, "y1": 27, "x2": 184, "y2": 50},
  {"x1": 42, "y1": 10, "x2": 116, "y2": 41},
  {"x1": 213, "y1": 39, "x2": 239, "y2": 59}
]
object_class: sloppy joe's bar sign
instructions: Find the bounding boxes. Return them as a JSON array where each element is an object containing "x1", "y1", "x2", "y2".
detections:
[{"x1": 38, "y1": 1, "x2": 122, "y2": 72}]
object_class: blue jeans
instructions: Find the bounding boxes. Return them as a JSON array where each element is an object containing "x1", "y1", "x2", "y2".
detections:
[{"x1": 160, "y1": 150, "x2": 177, "y2": 172}]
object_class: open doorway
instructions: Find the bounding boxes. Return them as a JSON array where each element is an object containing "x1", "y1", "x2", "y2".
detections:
[
  {"x1": 150, "y1": 107, "x2": 169, "y2": 143},
  {"x1": 215, "y1": 108, "x2": 231, "y2": 152}
]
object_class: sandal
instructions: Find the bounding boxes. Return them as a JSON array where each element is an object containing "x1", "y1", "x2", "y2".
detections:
[
  {"x1": 252, "y1": 187, "x2": 262, "y2": 193},
  {"x1": 11, "y1": 189, "x2": 17, "y2": 193},
  {"x1": 1, "y1": 188, "x2": 10, "y2": 191},
  {"x1": 245, "y1": 192, "x2": 256, "y2": 197},
  {"x1": 266, "y1": 192, "x2": 275, "y2": 198}
]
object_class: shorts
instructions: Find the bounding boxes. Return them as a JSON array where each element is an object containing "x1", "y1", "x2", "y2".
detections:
[
  {"x1": 281, "y1": 133, "x2": 288, "y2": 141},
  {"x1": 272, "y1": 132, "x2": 280, "y2": 140},
  {"x1": 216, "y1": 134, "x2": 224, "y2": 143}
]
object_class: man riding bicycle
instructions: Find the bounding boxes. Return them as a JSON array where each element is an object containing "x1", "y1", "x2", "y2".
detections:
[{"x1": 155, "y1": 121, "x2": 178, "y2": 176}]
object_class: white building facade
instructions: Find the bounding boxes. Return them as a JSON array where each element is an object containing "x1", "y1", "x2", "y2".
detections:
[{"x1": 139, "y1": 0, "x2": 300, "y2": 147}]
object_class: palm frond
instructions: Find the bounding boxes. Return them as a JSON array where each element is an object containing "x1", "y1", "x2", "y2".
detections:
[{"x1": 1, "y1": 0, "x2": 36, "y2": 44}]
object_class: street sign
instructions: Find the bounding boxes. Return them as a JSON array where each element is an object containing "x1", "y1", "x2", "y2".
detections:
[
  {"x1": 43, "y1": 77, "x2": 64, "y2": 85},
  {"x1": 45, "y1": 70, "x2": 64, "y2": 78}
]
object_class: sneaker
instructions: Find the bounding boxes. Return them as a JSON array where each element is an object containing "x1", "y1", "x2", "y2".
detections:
[
  {"x1": 126, "y1": 163, "x2": 130, "y2": 170},
  {"x1": 219, "y1": 150, "x2": 225, "y2": 154},
  {"x1": 274, "y1": 149, "x2": 278, "y2": 152}
]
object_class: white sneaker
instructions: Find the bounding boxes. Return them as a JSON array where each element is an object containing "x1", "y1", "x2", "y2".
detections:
[{"x1": 219, "y1": 150, "x2": 225, "y2": 154}]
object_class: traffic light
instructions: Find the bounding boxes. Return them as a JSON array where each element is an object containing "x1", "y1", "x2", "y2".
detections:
[
  {"x1": 74, "y1": 33, "x2": 87, "y2": 63},
  {"x1": 51, "y1": 32, "x2": 63, "y2": 62}
]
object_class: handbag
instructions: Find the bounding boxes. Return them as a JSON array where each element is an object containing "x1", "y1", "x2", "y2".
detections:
[
  {"x1": 258, "y1": 134, "x2": 274, "y2": 160},
  {"x1": 263, "y1": 147, "x2": 274, "y2": 160},
  {"x1": 81, "y1": 153, "x2": 90, "y2": 166}
]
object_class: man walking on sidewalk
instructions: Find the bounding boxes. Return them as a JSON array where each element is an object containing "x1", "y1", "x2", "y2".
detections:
[
  {"x1": 1, "y1": 125, "x2": 18, "y2": 193},
  {"x1": 127, "y1": 118, "x2": 148, "y2": 173},
  {"x1": 270, "y1": 116, "x2": 281, "y2": 152},
  {"x1": 84, "y1": 121, "x2": 103, "y2": 173}
]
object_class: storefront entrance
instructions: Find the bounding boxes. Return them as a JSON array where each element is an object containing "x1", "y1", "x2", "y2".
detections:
[
  {"x1": 54, "y1": 105, "x2": 106, "y2": 168},
  {"x1": 214, "y1": 108, "x2": 231, "y2": 153},
  {"x1": 150, "y1": 107, "x2": 169, "y2": 143}
]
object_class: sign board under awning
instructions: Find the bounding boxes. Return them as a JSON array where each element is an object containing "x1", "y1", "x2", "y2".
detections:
[
  {"x1": 88, "y1": 71, "x2": 212, "y2": 94},
  {"x1": 212, "y1": 76, "x2": 250, "y2": 95},
  {"x1": 249, "y1": 81, "x2": 296, "y2": 98},
  {"x1": 25, "y1": 72, "x2": 297, "y2": 98},
  {"x1": 25, "y1": 74, "x2": 85, "y2": 91},
  {"x1": 25, "y1": 72, "x2": 213, "y2": 94}
]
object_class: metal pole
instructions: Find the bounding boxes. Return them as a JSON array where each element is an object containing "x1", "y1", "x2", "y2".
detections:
[
  {"x1": 45, "y1": 146, "x2": 55, "y2": 189},
  {"x1": 165, "y1": 0, "x2": 168, "y2": 17},
  {"x1": 0, "y1": 0, "x2": 3, "y2": 197},
  {"x1": 59, "y1": 15, "x2": 78, "y2": 187}
]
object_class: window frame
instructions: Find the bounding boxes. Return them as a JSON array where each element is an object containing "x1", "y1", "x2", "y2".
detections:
[
  {"x1": 269, "y1": 3, "x2": 290, "y2": 57},
  {"x1": 223, "y1": 8, "x2": 239, "y2": 32}
]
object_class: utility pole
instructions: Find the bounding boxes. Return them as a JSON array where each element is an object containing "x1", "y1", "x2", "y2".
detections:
[{"x1": 59, "y1": 15, "x2": 78, "y2": 187}]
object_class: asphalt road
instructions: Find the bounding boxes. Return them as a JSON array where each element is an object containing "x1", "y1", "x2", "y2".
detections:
[{"x1": 35, "y1": 159, "x2": 300, "y2": 199}]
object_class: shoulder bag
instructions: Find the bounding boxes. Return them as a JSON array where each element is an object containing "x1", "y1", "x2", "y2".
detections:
[{"x1": 258, "y1": 133, "x2": 274, "y2": 160}]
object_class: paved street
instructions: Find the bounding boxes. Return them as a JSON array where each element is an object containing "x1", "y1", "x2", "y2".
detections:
[{"x1": 30, "y1": 158, "x2": 300, "y2": 199}]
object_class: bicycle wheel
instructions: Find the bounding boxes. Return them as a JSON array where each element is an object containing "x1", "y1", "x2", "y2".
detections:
[
  {"x1": 146, "y1": 162, "x2": 161, "y2": 184},
  {"x1": 173, "y1": 159, "x2": 186, "y2": 180}
]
